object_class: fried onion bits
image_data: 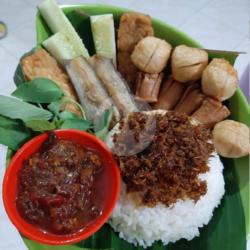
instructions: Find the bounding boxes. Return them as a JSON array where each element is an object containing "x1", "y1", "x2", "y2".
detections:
[{"x1": 110, "y1": 111, "x2": 214, "y2": 207}]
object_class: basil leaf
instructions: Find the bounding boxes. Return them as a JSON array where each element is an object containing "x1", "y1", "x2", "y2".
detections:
[
  {"x1": 48, "y1": 100, "x2": 62, "y2": 115},
  {"x1": 94, "y1": 108, "x2": 113, "y2": 140},
  {"x1": 59, "y1": 111, "x2": 79, "y2": 120},
  {"x1": 0, "y1": 115, "x2": 21, "y2": 128},
  {"x1": 13, "y1": 47, "x2": 37, "y2": 86},
  {"x1": 12, "y1": 78, "x2": 64, "y2": 103},
  {"x1": 0, "y1": 95, "x2": 53, "y2": 122},
  {"x1": 0, "y1": 127, "x2": 30, "y2": 150},
  {"x1": 25, "y1": 120, "x2": 56, "y2": 132},
  {"x1": 61, "y1": 118, "x2": 92, "y2": 130}
]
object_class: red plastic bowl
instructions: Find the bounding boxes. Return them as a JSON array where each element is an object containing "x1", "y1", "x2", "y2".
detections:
[{"x1": 2, "y1": 129, "x2": 120, "y2": 245}]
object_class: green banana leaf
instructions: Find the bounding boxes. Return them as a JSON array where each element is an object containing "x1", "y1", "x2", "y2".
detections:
[{"x1": 5, "y1": 4, "x2": 249, "y2": 250}]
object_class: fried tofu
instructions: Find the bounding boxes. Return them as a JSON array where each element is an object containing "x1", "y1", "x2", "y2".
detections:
[
  {"x1": 21, "y1": 48, "x2": 81, "y2": 116},
  {"x1": 117, "y1": 51, "x2": 138, "y2": 92},
  {"x1": 117, "y1": 12, "x2": 154, "y2": 53},
  {"x1": 117, "y1": 13, "x2": 154, "y2": 91}
]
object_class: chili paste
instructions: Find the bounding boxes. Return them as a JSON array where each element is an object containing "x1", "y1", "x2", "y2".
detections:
[{"x1": 16, "y1": 132, "x2": 104, "y2": 234}]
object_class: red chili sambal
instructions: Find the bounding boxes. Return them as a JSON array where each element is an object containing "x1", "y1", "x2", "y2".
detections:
[{"x1": 16, "y1": 132, "x2": 104, "y2": 234}]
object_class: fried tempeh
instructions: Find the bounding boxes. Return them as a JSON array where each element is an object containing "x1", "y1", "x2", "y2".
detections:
[
  {"x1": 65, "y1": 56, "x2": 120, "y2": 121},
  {"x1": 192, "y1": 97, "x2": 230, "y2": 126},
  {"x1": 135, "y1": 72, "x2": 163, "y2": 102},
  {"x1": 152, "y1": 78, "x2": 186, "y2": 110},
  {"x1": 174, "y1": 84, "x2": 206, "y2": 115},
  {"x1": 117, "y1": 12, "x2": 154, "y2": 91},
  {"x1": 89, "y1": 55, "x2": 138, "y2": 116},
  {"x1": 21, "y1": 48, "x2": 81, "y2": 116}
]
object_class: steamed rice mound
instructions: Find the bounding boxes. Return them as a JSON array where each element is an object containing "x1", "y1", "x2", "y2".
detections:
[
  {"x1": 109, "y1": 154, "x2": 224, "y2": 248},
  {"x1": 106, "y1": 110, "x2": 225, "y2": 248}
]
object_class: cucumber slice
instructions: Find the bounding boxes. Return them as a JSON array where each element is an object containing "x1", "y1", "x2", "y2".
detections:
[
  {"x1": 43, "y1": 32, "x2": 79, "y2": 64},
  {"x1": 90, "y1": 14, "x2": 116, "y2": 66},
  {"x1": 38, "y1": 0, "x2": 89, "y2": 58}
]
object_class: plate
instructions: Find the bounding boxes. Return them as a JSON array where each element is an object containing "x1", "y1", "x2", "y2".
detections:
[{"x1": 6, "y1": 4, "x2": 249, "y2": 250}]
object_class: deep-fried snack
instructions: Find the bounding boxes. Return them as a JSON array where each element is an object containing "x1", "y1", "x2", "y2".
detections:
[
  {"x1": 65, "y1": 56, "x2": 120, "y2": 121},
  {"x1": 174, "y1": 84, "x2": 206, "y2": 115},
  {"x1": 21, "y1": 48, "x2": 81, "y2": 115},
  {"x1": 201, "y1": 58, "x2": 238, "y2": 101},
  {"x1": 117, "y1": 12, "x2": 154, "y2": 53},
  {"x1": 171, "y1": 45, "x2": 208, "y2": 82},
  {"x1": 135, "y1": 72, "x2": 163, "y2": 102},
  {"x1": 131, "y1": 37, "x2": 172, "y2": 73},
  {"x1": 89, "y1": 55, "x2": 138, "y2": 116},
  {"x1": 117, "y1": 52, "x2": 138, "y2": 92},
  {"x1": 192, "y1": 97, "x2": 230, "y2": 126},
  {"x1": 153, "y1": 78, "x2": 186, "y2": 110},
  {"x1": 213, "y1": 120, "x2": 249, "y2": 158},
  {"x1": 117, "y1": 13, "x2": 154, "y2": 90}
]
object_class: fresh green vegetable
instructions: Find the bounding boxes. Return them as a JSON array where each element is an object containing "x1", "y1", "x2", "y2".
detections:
[
  {"x1": 94, "y1": 108, "x2": 113, "y2": 140},
  {"x1": 47, "y1": 100, "x2": 62, "y2": 115},
  {"x1": 0, "y1": 115, "x2": 21, "y2": 128},
  {"x1": 13, "y1": 47, "x2": 37, "y2": 86},
  {"x1": 43, "y1": 32, "x2": 79, "y2": 64},
  {"x1": 12, "y1": 78, "x2": 64, "y2": 103},
  {"x1": 0, "y1": 95, "x2": 53, "y2": 122},
  {"x1": 25, "y1": 120, "x2": 56, "y2": 132},
  {"x1": 58, "y1": 111, "x2": 79, "y2": 120},
  {"x1": 61, "y1": 118, "x2": 92, "y2": 130},
  {"x1": 48, "y1": 98, "x2": 85, "y2": 118},
  {"x1": 0, "y1": 127, "x2": 30, "y2": 150},
  {"x1": 90, "y1": 14, "x2": 116, "y2": 66},
  {"x1": 38, "y1": 0, "x2": 89, "y2": 58}
]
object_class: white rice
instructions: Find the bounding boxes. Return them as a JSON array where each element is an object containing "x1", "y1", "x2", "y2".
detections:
[
  {"x1": 106, "y1": 111, "x2": 225, "y2": 248},
  {"x1": 108, "y1": 154, "x2": 224, "y2": 248}
]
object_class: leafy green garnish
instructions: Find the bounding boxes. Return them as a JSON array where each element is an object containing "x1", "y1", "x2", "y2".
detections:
[
  {"x1": 61, "y1": 118, "x2": 93, "y2": 130},
  {"x1": 0, "y1": 127, "x2": 30, "y2": 150},
  {"x1": 0, "y1": 95, "x2": 53, "y2": 122},
  {"x1": 47, "y1": 99, "x2": 62, "y2": 115},
  {"x1": 94, "y1": 108, "x2": 113, "y2": 140},
  {"x1": 0, "y1": 115, "x2": 21, "y2": 128},
  {"x1": 12, "y1": 78, "x2": 64, "y2": 103},
  {"x1": 58, "y1": 111, "x2": 79, "y2": 120},
  {"x1": 25, "y1": 120, "x2": 56, "y2": 132}
]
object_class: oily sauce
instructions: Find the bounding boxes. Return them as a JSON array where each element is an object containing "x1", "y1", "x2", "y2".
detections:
[{"x1": 16, "y1": 132, "x2": 104, "y2": 234}]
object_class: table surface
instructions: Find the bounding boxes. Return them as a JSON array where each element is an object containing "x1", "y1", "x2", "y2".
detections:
[{"x1": 0, "y1": 0, "x2": 249, "y2": 249}]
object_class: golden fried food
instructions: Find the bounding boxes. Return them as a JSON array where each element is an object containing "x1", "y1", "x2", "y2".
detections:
[
  {"x1": 117, "y1": 13, "x2": 154, "y2": 90},
  {"x1": 192, "y1": 97, "x2": 230, "y2": 126},
  {"x1": 135, "y1": 72, "x2": 163, "y2": 102},
  {"x1": 171, "y1": 45, "x2": 208, "y2": 82},
  {"x1": 201, "y1": 58, "x2": 238, "y2": 101},
  {"x1": 153, "y1": 78, "x2": 186, "y2": 110},
  {"x1": 131, "y1": 37, "x2": 172, "y2": 73},
  {"x1": 174, "y1": 84, "x2": 206, "y2": 115},
  {"x1": 117, "y1": 12, "x2": 154, "y2": 53},
  {"x1": 117, "y1": 52, "x2": 139, "y2": 92},
  {"x1": 212, "y1": 120, "x2": 250, "y2": 158},
  {"x1": 21, "y1": 48, "x2": 81, "y2": 116}
]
